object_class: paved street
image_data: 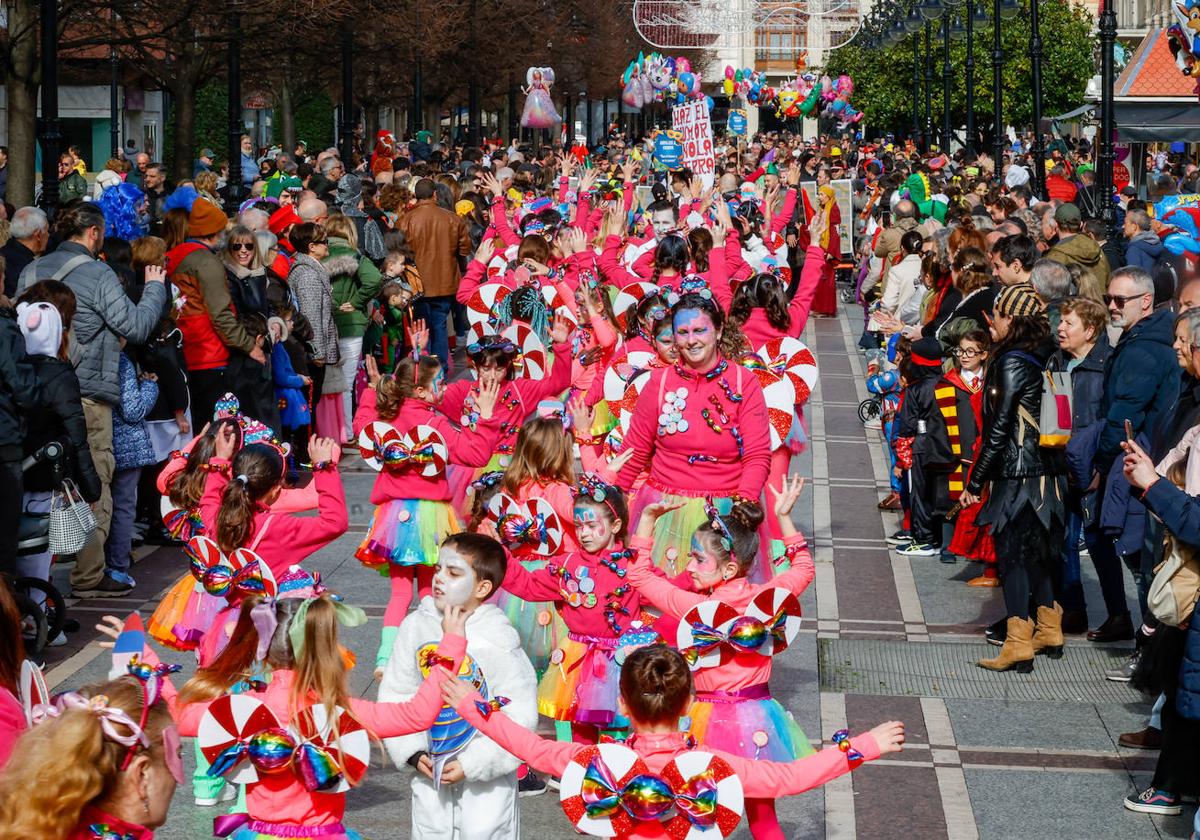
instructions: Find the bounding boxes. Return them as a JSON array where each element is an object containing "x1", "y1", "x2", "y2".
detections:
[{"x1": 40, "y1": 309, "x2": 1184, "y2": 839}]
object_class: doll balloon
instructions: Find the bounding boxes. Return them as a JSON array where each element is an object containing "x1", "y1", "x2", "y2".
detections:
[{"x1": 521, "y1": 67, "x2": 561, "y2": 129}]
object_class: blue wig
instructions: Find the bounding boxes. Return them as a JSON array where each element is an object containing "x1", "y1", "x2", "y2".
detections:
[{"x1": 96, "y1": 182, "x2": 148, "y2": 241}]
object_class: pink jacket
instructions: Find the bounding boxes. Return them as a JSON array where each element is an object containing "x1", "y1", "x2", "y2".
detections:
[
  {"x1": 0, "y1": 688, "x2": 23, "y2": 770},
  {"x1": 454, "y1": 699, "x2": 882, "y2": 838},
  {"x1": 173, "y1": 635, "x2": 467, "y2": 831},
  {"x1": 616, "y1": 358, "x2": 772, "y2": 500},
  {"x1": 739, "y1": 244, "x2": 828, "y2": 350},
  {"x1": 627, "y1": 533, "x2": 812, "y2": 693},
  {"x1": 198, "y1": 465, "x2": 348, "y2": 578},
  {"x1": 439, "y1": 341, "x2": 572, "y2": 456},
  {"x1": 353, "y1": 390, "x2": 503, "y2": 504}
]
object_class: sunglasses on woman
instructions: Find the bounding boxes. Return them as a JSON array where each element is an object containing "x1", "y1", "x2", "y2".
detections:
[{"x1": 231, "y1": 242, "x2": 255, "y2": 251}]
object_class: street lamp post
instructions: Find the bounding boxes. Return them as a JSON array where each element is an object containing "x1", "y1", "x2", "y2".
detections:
[
  {"x1": 942, "y1": 14, "x2": 952, "y2": 153},
  {"x1": 110, "y1": 46, "x2": 120, "y2": 159},
  {"x1": 1098, "y1": 0, "x2": 1118, "y2": 240},
  {"x1": 339, "y1": 23, "x2": 355, "y2": 165},
  {"x1": 1030, "y1": 0, "x2": 1046, "y2": 196},
  {"x1": 924, "y1": 21, "x2": 933, "y2": 150},
  {"x1": 912, "y1": 33, "x2": 921, "y2": 144},
  {"x1": 991, "y1": 0, "x2": 1004, "y2": 178},
  {"x1": 38, "y1": 0, "x2": 61, "y2": 214}
]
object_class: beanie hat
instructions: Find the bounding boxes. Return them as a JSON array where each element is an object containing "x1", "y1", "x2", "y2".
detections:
[
  {"x1": 910, "y1": 336, "x2": 944, "y2": 367},
  {"x1": 187, "y1": 199, "x2": 227, "y2": 238},
  {"x1": 268, "y1": 205, "x2": 302, "y2": 235},
  {"x1": 16, "y1": 301, "x2": 62, "y2": 357},
  {"x1": 163, "y1": 185, "x2": 199, "y2": 214},
  {"x1": 995, "y1": 282, "x2": 1046, "y2": 317},
  {"x1": 455, "y1": 199, "x2": 475, "y2": 217}
]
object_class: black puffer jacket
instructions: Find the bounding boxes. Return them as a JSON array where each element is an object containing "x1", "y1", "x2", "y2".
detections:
[
  {"x1": 0, "y1": 307, "x2": 42, "y2": 456},
  {"x1": 23, "y1": 355, "x2": 101, "y2": 501},
  {"x1": 967, "y1": 338, "x2": 1063, "y2": 493}
]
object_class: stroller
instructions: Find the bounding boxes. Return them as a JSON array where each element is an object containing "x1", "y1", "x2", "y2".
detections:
[{"x1": 4, "y1": 441, "x2": 71, "y2": 655}]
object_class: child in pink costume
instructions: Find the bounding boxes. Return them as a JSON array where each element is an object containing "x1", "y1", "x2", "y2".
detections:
[
  {"x1": 143, "y1": 592, "x2": 473, "y2": 840},
  {"x1": 628, "y1": 480, "x2": 813, "y2": 840},
  {"x1": 440, "y1": 644, "x2": 905, "y2": 840},
  {"x1": 615, "y1": 294, "x2": 773, "y2": 580},
  {"x1": 496, "y1": 476, "x2": 685, "y2": 742},
  {"x1": 598, "y1": 228, "x2": 734, "y2": 313},
  {"x1": 352, "y1": 354, "x2": 504, "y2": 674}
]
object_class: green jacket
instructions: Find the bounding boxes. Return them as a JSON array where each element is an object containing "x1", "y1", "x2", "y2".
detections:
[
  {"x1": 59, "y1": 171, "x2": 89, "y2": 204},
  {"x1": 323, "y1": 237, "x2": 382, "y2": 338}
]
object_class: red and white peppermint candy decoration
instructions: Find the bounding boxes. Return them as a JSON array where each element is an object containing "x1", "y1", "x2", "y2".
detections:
[
  {"x1": 745, "y1": 587, "x2": 803, "y2": 656},
  {"x1": 603, "y1": 350, "x2": 655, "y2": 404},
  {"x1": 19, "y1": 660, "x2": 49, "y2": 726},
  {"x1": 198, "y1": 695, "x2": 284, "y2": 785},
  {"x1": 543, "y1": 285, "x2": 579, "y2": 330},
  {"x1": 503, "y1": 322, "x2": 548, "y2": 381},
  {"x1": 756, "y1": 337, "x2": 818, "y2": 406},
  {"x1": 617, "y1": 362, "x2": 657, "y2": 434},
  {"x1": 357, "y1": 421, "x2": 402, "y2": 471},
  {"x1": 464, "y1": 282, "x2": 512, "y2": 341},
  {"x1": 677, "y1": 600, "x2": 741, "y2": 671},
  {"x1": 397, "y1": 425, "x2": 449, "y2": 478},
  {"x1": 659, "y1": 751, "x2": 744, "y2": 840},
  {"x1": 486, "y1": 493, "x2": 565, "y2": 557},
  {"x1": 292, "y1": 704, "x2": 371, "y2": 793},
  {"x1": 759, "y1": 373, "x2": 798, "y2": 451},
  {"x1": 559, "y1": 743, "x2": 648, "y2": 838},
  {"x1": 612, "y1": 281, "x2": 660, "y2": 332}
]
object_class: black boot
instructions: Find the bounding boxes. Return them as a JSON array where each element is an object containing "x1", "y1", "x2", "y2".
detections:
[
  {"x1": 984, "y1": 616, "x2": 1007, "y2": 647},
  {"x1": 1087, "y1": 612, "x2": 1134, "y2": 643}
]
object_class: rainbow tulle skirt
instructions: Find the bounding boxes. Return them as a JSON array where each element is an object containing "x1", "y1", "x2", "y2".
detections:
[
  {"x1": 148, "y1": 572, "x2": 226, "y2": 652},
  {"x1": 626, "y1": 485, "x2": 772, "y2": 583},
  {"x1": 537, "y1": 633, "x2": 626, "y2": 727},
  {"x1": 687, "y1": 686, "x2": 812, "y2": 762},
  {"x1": 230, "y1": 821, "x2": 362, "y2": 840},
  {"x1": 355, "y1": 499, "x2": 460, "y2": 570},
  {"x1": 492, "y1": 559, "x2": 568, "y2": 678}
]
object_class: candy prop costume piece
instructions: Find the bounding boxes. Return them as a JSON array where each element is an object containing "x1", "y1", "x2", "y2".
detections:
[
  {"x1": 418, "y1": 645, "x2": 492, "y2": 787},
  {"x1": 292, "y1": 704, "x2": 371, "y2": 793},
  {"x1": 559, "y1": 743, "x2": 745, "y2": 839},
  {"x1": 521, "y1": 67, "x2": 561, "y2": 129},
  {"x1": 613, "y1": 282, "x2": 661, "y2": 332},
  {"x1": 676, "y1": 588, "x2": 802, "y2": 669},
  {"x1": 604, "y1": 350, "x2": 656, "y2": 405},
  {"x1": 107, "y1": 613, "x2": 147, "y2": 680},
  {"x1": 161, "y1": 494, "x2": 205, "y2": 542},
  {"x1": 677, "y1": 600, "x2": 741, "y2": 671},
  {"x1": 18, "y1": 659, "x2": 50, "y2": 727},
  {"x1": 502, "y1": 322, "x2": 549, "y2": 381},
  {"x1": 357, "y1": 421, "x2": 449, "y2": 478},
  {"x1": 487, "y1": 493, "x2": 566, "y2": 557},
  {"x1": 184, "y1": 536, "x2": 279, "y2": 600}
]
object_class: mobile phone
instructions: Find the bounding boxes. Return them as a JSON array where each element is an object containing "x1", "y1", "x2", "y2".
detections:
[{"x1": 1124, "y1": 419, "x2": 1134, "y2": 442}]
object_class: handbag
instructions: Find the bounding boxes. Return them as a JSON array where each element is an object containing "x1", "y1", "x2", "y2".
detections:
[
  {"x1": 1148, "y1": 533, "x2": 1200, "y2": 628},
  {"x1": 1038, "y1": 369, "x2": 1073, "y2": 448},
  {"x1": 48, "y1": 479, "x2": 98, "y2": 555}
]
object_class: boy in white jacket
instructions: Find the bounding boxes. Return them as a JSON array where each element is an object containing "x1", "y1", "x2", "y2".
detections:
[{"x1": 380, "y1": 533, "x2": 538, "y2": 840}]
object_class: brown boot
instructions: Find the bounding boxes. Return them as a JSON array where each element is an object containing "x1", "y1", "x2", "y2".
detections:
[
  {"x1": 1031, "y1": 603, "x2": 1064, "y2": 659},
  {"x1": 978, "y1": 617, "x2": 1035, "y2": 673}
]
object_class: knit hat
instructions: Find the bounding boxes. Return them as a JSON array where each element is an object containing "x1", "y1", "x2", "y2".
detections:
[
  {"x1": 264, "y1": 176, "x2": 302, "y2": 199},
  {"x1": 267, "y1": 315, "x2": 289, "y2": 343},
  {"x1": 268, "y1": 205, "x2": 302, "y2": 235},
  {"x1": 995, "y1": 282, "x2": 1046, "y2": 317},
  {"x1": 187, "y1": 199, "x2": 227, "y2": 237},
  {"x1": 336, "y1": 174, "x2": 363, "y2": 208},
  {"x1": 455, "y1": 199, "x2": 475, "y2": 217},
  {"x1": 16, "y1": 301, "x2": 62, "y2": 357}
]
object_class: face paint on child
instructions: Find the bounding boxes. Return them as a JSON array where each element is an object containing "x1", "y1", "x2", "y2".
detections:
[
  {"x1": 573, "y1": 503, "x2": 617, "y2": 553},
  {"x1": 654, "y1": 324, "x2": 678, "y2": 363},
  {"x1": 685, "y1": 533, "x2": 726, "y2": 590},
  {"x1": 433, "y1": 547, "x2": 477, "y2": 607}
]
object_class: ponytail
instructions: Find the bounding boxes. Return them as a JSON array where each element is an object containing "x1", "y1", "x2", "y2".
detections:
[
  {"x1": 216, "y1": 444, "x2": 285, "y2": 553},
  {"x1": 376, "y1": 355, "x2": 442, "y2": 420}
]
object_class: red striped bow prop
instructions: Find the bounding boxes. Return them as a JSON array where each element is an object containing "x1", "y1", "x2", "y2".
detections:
[
  {"x1": 184, "y1": 536, "x2": 278, "y2": 601},
  {"x1": 357, "y1": 421, "x2": 448, "y2": 477},
  {"x1": 677, "y1": 587, "x2": 802, "y2": 671},
  {"x1": 739, "y1": 337, "x2": 818, "y2": 450},
  {"x1": 486, "y1": 493, "x2": 564, "y2": 557},
  {"x1": 559, "y1": 743, "x2": 745, "y2": 839},
  {"x1": 161, "y1": 495, "x2": 204, "y2": 541}
]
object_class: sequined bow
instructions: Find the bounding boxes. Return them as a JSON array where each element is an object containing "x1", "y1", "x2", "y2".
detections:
[
  {"x1": 474, "y1": 696, "x2": 510, "y2": 720},
  {"x1": 832, "y1": 729, "x2": 864, "y2": 765},
  {"x1": 497, "y1": 511, "x2": 549, "y2": 549},
  {"x1": 580, "y1": 756, "x2": 721, "y2": 828},
  {"x1": 376, "y1": 437, "x2": 441, "y2": 470},
  {"x1": 680, "y1": 607, "x2": 791, "y2": 665},
  {"x1": 162, "y1": 505, "x2": 204, "y2": 540},
  {"x1": 194, "y1": 557, "x2": 267, "y2": 599},
  {"x1": 89, "y1": 824, "x2": 136, "y2": 840},
  {"x1": 207, "y1": 728, "x2": 350, "y2": 793},
  {"x1": 419, "y1": 649, "x2": 456, "y2": 672}
]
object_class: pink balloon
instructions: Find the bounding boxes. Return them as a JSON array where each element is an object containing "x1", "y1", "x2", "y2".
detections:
[{"x1": 725, "y1": 65, "x2": 734, "y2": 79}]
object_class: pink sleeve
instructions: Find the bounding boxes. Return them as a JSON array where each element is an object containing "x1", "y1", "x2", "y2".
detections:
[
  {"x1": 707, "y1": 248, "x2": 733, "y2": 312},
  {"x1": 353, "y1": 388, "x2": 379, "y2": 438},
  {"x1": 198, "y1": 464, "x2": 232, "y2": 533},
  {"x1": 575, "y1": 194, "x2": 594, "y2": 236},
  {"x1": 517, "y1": 341, "x2": 572, "y2": 404},
  {"x1": 598, "y1": 237, "x2": 636, "y2": 287},
  {"x1": 557, "y1": 176, "x2": 569, "y2": 204},
  {"x1": 591, "y1": 312, "x2": 618, "y2": 351},
  {"x1": 436, "y1": 413, "x2": 504, "y2": 468},
  {"x1": 724, "y1": 229, "x2": 753, "y2": 283},
  {"x1": 614, "y1": 373, "x2": 659, "y2": 491},
  {"x1": 577, "y1": 441, "x2": 607, "y2": 478},
  {"x1": 788, "y1": 245, "x2": 828, "y2": 337},
  {"x1": 491, "y1": 196, "x2": 520, "y2": 247},
  {"x1": 500, "y1": 553, "x2": 562, "y2": 602},
  {"x1": 173, "y1": 696, "x2": 210, "y2": 738},
  {"x1": 622, "y1": 182, "x2": 635, "y2": 217},
  {"x1": 754, "y1": 534, "x2": 814, "y2": 595},
  {"x1": 625, "y1": 536, "x2": 706, "y2": 618},
  {"x1": 770, "y1": 188, "x2": 798, "y2": 237},
  {"x1": 439, "y1": 380, "x2": 471, "y2": 423},
  {"x1": 735, "y1": 379, "x2": 772, "y2": 500},
  {"x1": 455, "y1": 692, "x2": 579, "y2": 776},
  {"x1": 0, "y1": 690, "x2": 26, "y2": 769},
  {"x1": 260, "y1": 469, "x2": 348, "y2": 576},
  {"x1": 632, "y1": 244, "x2": 656, "y2": 281},
  {"x1": 156, "y1": 436, "x2": 199, "y2": 494},
  {"x1": 719, "y1": 735, "x2": 882, "y2": 798},
  {"x1": 350, "y1": 635, "x2": 468, "y2": 737},
  {"x1": 456, "y1": 259, "x2": 488, "y2": 305}
]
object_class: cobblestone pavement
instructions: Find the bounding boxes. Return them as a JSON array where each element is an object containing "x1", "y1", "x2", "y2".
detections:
[{"x1": 42, "y1": 310, "x2": 1179, "y2": 839}]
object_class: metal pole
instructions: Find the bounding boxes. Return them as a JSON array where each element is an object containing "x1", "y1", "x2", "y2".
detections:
[
  {"x1": 586, "y1": 95, "x2": 593, "y2": 146},
  {"x1": 965, "y1": 7, "x2": 975, "y2": 155},
  {"x1": 38, "y1": 0, "x2": 61, "y2": 214},
  {"x1": 992, "y1": 0, "x2": 1004, "y2": 180},
  {"x1": 912, "y1": 34, "x2": 921, "y2": 145},
  {"x1": 1030, "y1": 0, "x2": 1046, "y2": 196},
  {"x1": 924, "y1": 22, "x2": 933, "y2": 152},
  {"x1": 1099, "y1": 0, "x2": 1118, "y2": 241},
  {"x1": 225, "y1": 9, "x2": 243, "y2": 212},
  {"x1": 339, "y1": 24, "x2": 354, "y2": 165},
  {"x1": 942, "y1": 15, "x2": 952, "y2": 153},
  {"x1": 110, "y1": 46, "x2": 120, "y2": 158}
]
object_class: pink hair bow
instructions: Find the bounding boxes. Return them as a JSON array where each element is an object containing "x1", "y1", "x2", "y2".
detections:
[{"x1": 31, "y1": 692, "x2": 149, "y2": 749}]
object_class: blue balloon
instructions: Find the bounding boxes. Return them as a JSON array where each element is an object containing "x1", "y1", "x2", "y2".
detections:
[
  {"x1": 1164, "y1": 233, "x2": 1200, "y2": 255},
  {"x1": 705, "y1": 95, "x2": 715, "y2": 111}
]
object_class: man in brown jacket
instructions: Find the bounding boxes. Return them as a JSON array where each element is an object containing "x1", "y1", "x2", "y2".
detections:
[
  {"x1": 864, "y1": 199, "x2": 919, "y2": 299},
  {"x1": 397, "y1": 178, "x2": 472, "y2": 364}
]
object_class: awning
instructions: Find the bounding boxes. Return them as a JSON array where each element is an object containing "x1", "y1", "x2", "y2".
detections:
[
  {"x1": 1115, "y1": 101, "x2": 1200, "y2": 142},
  {"x1": 1051, "y1": 104, "x2": 1095, "y2": 122}
]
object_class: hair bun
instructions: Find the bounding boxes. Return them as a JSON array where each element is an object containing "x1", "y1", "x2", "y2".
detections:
[{"x1": 727, "y1": 501, "x2": 765, "y2": 531}]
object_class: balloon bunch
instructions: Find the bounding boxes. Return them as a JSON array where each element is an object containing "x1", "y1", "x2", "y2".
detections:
[
  {"x1": 819, "y1": 74, "x2": 864, "y2": 130},
  {"x1": 1154, "y1": 195, "x2": 1200, "y2": 255},
  {"x1": 723, "y1": 66, "x2": 768, "y2": 104},
  {"x1": 621, "y1": 53, "x2": 712, "y2": 110},
  {"x1": 1167, "y1": 0, "x2": 1200, "y2": 98},
  {"x1": 769, "y1": 76, "x2": 821, "y2": 120}
]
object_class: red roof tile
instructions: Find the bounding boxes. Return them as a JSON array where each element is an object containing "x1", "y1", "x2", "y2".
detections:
[{"x1": 1116, "y1": 28, "x2": 1200, "y2": 98}]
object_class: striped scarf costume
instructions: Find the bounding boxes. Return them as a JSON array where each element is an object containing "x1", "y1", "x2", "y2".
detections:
[{"x1": 934, "y1": 383, "x2": 965, "y2": 499}]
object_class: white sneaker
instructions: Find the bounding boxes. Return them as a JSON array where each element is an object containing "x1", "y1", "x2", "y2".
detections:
[
  {"x1": 48, "y1": 631, "x2": 68, "y2": 647},
  {"x1": 195, "y1": 783, "x2": 238, "y2": 807}
]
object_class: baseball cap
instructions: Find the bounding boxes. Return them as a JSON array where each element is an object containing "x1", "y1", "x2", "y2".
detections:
[{"x1": 1054, "y1": 203, "x2": 1082, "y2": 226}]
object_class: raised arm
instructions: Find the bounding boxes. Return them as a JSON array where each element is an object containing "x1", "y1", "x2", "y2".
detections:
[
  {"x1": 352, "y1": 634, "x2": 467, "y2": 737},
  {"x1": 452, "y1": 688, "x2": 579, "y2": 777}
]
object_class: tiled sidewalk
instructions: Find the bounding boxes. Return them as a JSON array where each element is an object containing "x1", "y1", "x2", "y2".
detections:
[{"x1": 40, "y1": 310, "x2": 1185, "y2": 838}]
